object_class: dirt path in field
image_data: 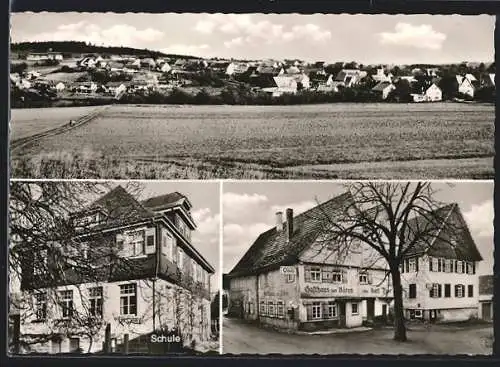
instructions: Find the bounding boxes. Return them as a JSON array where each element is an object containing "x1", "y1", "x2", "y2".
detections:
[{"x1": 10, "y1": 105, "x2": 112, "y2": 154}]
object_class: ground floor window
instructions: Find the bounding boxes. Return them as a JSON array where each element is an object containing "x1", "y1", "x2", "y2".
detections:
[
  {"x1": 351, "y1": 303, "x2": 359, "y2": 315},
  {"x1": 277, "y1": 301, "x2": 284, "y2": 318},
  {"x1": 326, "y1": 302, "x2": 337, "y2": 319},
  {"x1": 259, "y1": 301, "x2": 266, "y2": 316},
  {"x1": 268, "y1": 301, "x2": 276, "y2": 317},
  {"x1": 312, "y1": 302, "x2": 322, "y2": 319}
]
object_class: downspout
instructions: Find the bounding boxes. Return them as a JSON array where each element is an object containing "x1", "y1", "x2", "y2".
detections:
[{"x1": 255, "y1": 273, "x2": 259, "y2": 323}]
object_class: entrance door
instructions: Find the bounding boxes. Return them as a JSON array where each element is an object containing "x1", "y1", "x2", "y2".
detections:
[
  {"x1": 367, "y1": 299, "x2": 375, "y2": 319},
  {"x1": 482, "y1": 302, "x2": 492, "y2": 321},
  {"x1": 69, "y1": 338, "x2": 80, "y2": 353},
  {"x1": 339, "y1": 302, "x2": 347, "y2": 327}
]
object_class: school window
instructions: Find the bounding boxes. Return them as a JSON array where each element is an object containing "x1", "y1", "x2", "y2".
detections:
[
  {"x1": 408, "y1": 258, "x2": 417, "y2": 272},
  {"x1": 310, "y1": 267, "x2": 321, "y2": 282},
  {"x1": 444, "y1": 259, "x2": 452, "y2": 273},
  {"x1": 89, "y1": 287, "x2": 103, "y2": 317},
  {"x1": 432, "y1": 257, "x2": 439, "y2": 272},
  {"x1": 468, "y1": 285, "x2": 474, "y2": 297},
  {"x1": 120, "y1": 283, "x2": 137, "y2": 316},
  {"x1": 351, "y1": 303, "x2": 359, "y2": 315},
  {"x1": 444, "y1": 284, "x2": 451, "y2": 298},
  {"x1": 457, "y1": 261, "x2": 463, "y2": 274},
  {"x1": 59, "y1": 290, "x2": 74, "y2": 318},
  {"x1": 177, "y1": 248, "x2": 184, "y2": 269},
  {"x1": 409, "y1": 284, "x2": 417, "y2": 299},
  {"x1": 268, "y1": 301, "x2": 275, "y2": 317},
  {"x1": 430, "y1": 283, "x2": 442, "y2": 298},
  {"x1": 259, "y1": 301, "x2": 266, "y2": 316},
  {"x1": 359, "y1": 272, "x2": 369, "y2": 284},
  {"x1": 455, "y1": 284, "x2": 465, "y2": 298},
  {"x1": 277, "y1": 301, "x2": 285, "y2": 318},
  {"x1": 312, "y1": 302, "x2": 322, "y2": 319},
  {"x1": 34, "y1": 292, "x2": 47, "y2": 321},
  {"x1": 286, "y1": 273, "x2": 295, "y2": 283},
  {"x1": 327, "y1": 302, "x2": 337, "y2": 318}
]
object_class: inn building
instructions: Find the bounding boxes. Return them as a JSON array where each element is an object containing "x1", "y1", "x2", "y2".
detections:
[
  {"x1": 227, "y1": 193, "x2": 483, "y2": 331},
  {"x1": 15, "y1": 186, "x2": 215, "y2": 353}
]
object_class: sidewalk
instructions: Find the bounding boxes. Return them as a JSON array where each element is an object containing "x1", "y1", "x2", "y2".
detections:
[{"x1": 295, "y1": 326, "x2": 372, "y2": 336}]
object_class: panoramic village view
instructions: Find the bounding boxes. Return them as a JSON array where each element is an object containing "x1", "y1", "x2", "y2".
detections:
[
  {"x1": 222, "y1": 181, "x2": 494, "y2": 355},
  {"x1": 9, "y1": 13, "x2": 495, "y2": 179},
  {"x1": 8, "y1": 181, "x2": 222, "y2": 355}
]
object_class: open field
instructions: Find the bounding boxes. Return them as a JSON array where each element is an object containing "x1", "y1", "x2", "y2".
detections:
[
  {"x1": 41, "y1": 71, "x2": 88, "y2": 83},
  {"x1": 10, "y1": 106, "x2": 103, "y2": 141},
  {"x1": 10, "y1": 103, "x2": 495, "y2": 179}
]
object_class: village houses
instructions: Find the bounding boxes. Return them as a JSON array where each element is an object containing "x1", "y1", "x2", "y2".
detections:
[
  {"x1": 226, "y1": 192, "x2": 483, "y2": 332},
  {"x1": 15, "y1": 186, "x2": 215, "y2": 354}
]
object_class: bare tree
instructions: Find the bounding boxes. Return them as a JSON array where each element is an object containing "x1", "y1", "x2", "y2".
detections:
[
  {"x1": 309, "y1": 182, "x2": 463, "y2": 341},
  {"x1": 9, "y1": 181, "x2": 145, "y2": 353}
]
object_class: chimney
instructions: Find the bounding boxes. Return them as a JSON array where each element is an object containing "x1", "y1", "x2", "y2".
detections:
[
  {"x1": 275, "y1": 211, "x2": 284, "y2": 232},
  {"x1": 285, "y1": 208, "x2": 294, "y2": 242}
]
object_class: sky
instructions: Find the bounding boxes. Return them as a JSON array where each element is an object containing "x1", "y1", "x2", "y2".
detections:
[
  {"x1": 222, "y1": 181, "x2": 494, "y2": 276},
  {"x1": 91, "y1": 181, "x2": 221, "y2": 295},
  {"x1": 10, "y1": 13, "x2": 495, "y2": 64}
]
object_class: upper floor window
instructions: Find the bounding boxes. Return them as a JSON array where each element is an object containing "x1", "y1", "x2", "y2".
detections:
[
  {"x1": 409, "y1": 284, "x2": 417, "y2": 299},
  {"x1": 33, "y1": 249, "x2": 48, "y2": 275},
  {"x1": 34, "y1": 292, "x2": 47, "y2": 321},
  {"x1": 359, "y1": 272, "x2": 369, "y2": 284},
  {"x1": 120, "y1": 283, "x2": 137, "y2": 316},
  {"x1": 161, "y1": 230, "x2": 174, "y2": 259},
  {"x1": 59, "y1": 290, "x2": 74, "y2": 318},
  {"x1": 429, "y1": 283, "x2": 442, "y2": 298},
  {"x1": 177, "y1": 215, "x2": 191, "y2": 241},
  {"x1": 467, "y1": 285, "x2": 474, "y2": 298},
  {"x1": 286, "y1": 273, "x2": 296, "y2": 283},
  {"x1": 455, "y1": 284, "x2": 465, "y2": 298},
  {"x1": 177, "y1": 248, "x2": 184, "y2": 269},
  {"x1": 466, "y1": 262, "x2": 474, "y2": 274},
  {"x1": 309, "y1": 267, "x2": 321, "y2": 282},
  {"x1": 457, "y1": 261, "x2": 464, "y2": 274},
  {"x1": 444, "y1": 259, "x2": 452, "y2": 273},
  {"x1": 408, "y1": 258, "x2": 417, "y2": 272},
  {"x1": 89, "y1": 287, "x2": 103, "y2": 317}
]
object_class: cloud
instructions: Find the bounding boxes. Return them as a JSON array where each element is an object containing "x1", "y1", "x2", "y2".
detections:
[
  {"x1": 224, "y1": 37, "x2": 244, "y2": 48},
  {"x1": 271, "y1": 200, "x2": 316, "y2": 218},
  {"x1": 17, "y1": 21, "x2": 164, "y2": 48},
  {"x1": 223, "y1": 192, "x2": 269, "y2": 223},
  {"x1": 223, "y1": 222, "x2": 270, "y2": 272},
  {"x1": 160, "y1": 44, "x2": 210, "y2": 56},
  {"x1": 194, "y1": 20, "x2": 217, "y2": 34},
  {"x1": 463, "y1": 200, "x2": 494, "y2": 238},
  {"x1": 194, "y1": 14, "x2": 331, "y2": 48},
  {"x1": 378, "y1": 23, "x2": 446, "y2": 50}
]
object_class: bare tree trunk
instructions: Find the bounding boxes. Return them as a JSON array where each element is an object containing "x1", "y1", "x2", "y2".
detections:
[{"x1": 390, "y1": 267, "x2": 407, "y2": 342}]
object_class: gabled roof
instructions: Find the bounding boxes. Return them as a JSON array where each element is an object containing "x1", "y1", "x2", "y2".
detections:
[
  {"x1": 141, "y1": 191, "x2": 191, "y2": 212},
  {"x1": 403, "y1": 203, "x2": 483, "y2": 261},
  {"x1": 479, "y1": 275, "x2": 494, "y2": 295},
  {"x1": 372, "y1": 81, "x2": 393, "y2": 92},
  {"x1": 228, "y1": 192, "x2": 354, "y2": 277},
  {"x1": 84, "y1": 185, "x2": 156, "y2": 226}
]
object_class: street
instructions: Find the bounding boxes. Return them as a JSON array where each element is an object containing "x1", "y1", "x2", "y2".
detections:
[{"x1": 222, "y1": 317, "x2": 493, "y2": 355}]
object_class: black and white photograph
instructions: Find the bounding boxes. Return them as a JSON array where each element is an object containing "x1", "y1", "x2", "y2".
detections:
[
  {"x1": 9, "y1": 13, "x2": 495, "y2": 180},
  {"x1": 8, "y1": 181, "x2": 221, "y2": 355},
  {"x1": 222, "y1": 181, "x2": 493, "y2": 355}
]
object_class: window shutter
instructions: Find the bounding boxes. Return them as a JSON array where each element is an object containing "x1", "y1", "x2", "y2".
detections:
[
  {"x1": 304, "y1": 267, "x2": 311, "y2": 282},
  {"x1": 472, "y1": 262, "x2": 476, "y2": 274},
  {"x1": 438, "y1": 284, "x2": 442, "y2": 298},
  {"x1": 415, "y1": 257, "x2": 419, "y2": 272},
  {"x1": 405, "y1": 259, "x2": 409, "y2": 273},
  {"x1": 429, "y1": 257, "x2": 433, "y2": 271},
  {"x1": 454, "y1": 260, "x2": 458, "y2": 273},
  {"x1": 429, "y1": 287, "x2": 433, "y2": 298},
  {"x1": 342, "y1": 270, "x2": 348, "y2": 283},
  {"x1": 368, "y1": 273, "x2": 373, "y2": 284},
  {"x1": 454, "y1": 285, "x2": 458, "y2": 297}
]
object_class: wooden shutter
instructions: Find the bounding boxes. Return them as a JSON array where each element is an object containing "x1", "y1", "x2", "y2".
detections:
[
  {"x1": 342, "y1": 269, "x2": 348, "y2": 283},
  {"x1": 304, "y1": 266, "x2": 311, "y2": 282},
  {"x1": 472, "y1": 262, "x2": 476, "y2": 274},
  {"x1": 321, "y1": 267, "x2": 330, "y2": 283},
  {"x1": 438, "y1": 284, "x2": 442, "y2": 298},
  {"x1": 429, "y1": 286, "x2": 433, "y2": 298},
  {"x1": 415, "y1": 257, "x2": 419, "y2": 272},
  {"x1": 454, "y1": 285, "x2": 458, "y2": 297},
  {"x1": 454, "y1": 260, "x2": 458, "y2": 273},
  {"x1": 429, "y1": 257, "x2": 433, "y2": 271},
  {"x1": 368, "y1": 272, "x2": 373, "y2": 284}
]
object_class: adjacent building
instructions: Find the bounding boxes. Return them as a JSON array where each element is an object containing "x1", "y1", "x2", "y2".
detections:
[
  {"x1": 15, "y1": 186, "x2": 215, "y2": 354},
  {"x1": 227, "y1": 193, "x2": 483, "y2": 332},
  {"x1": 478, "y1": 275, "x2": 493, "y2": 321}
]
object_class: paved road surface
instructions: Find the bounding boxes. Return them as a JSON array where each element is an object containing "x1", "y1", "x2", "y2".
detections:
[{"x1": 222, "y1": 317, "x2": 492, "y2": 355}]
